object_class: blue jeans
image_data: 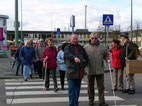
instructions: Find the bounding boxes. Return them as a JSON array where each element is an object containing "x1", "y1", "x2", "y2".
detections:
[
  {"x1": 16, "y1": 61, "x2": 22, "y2": 73},
  {"x1": 23, "y1": 64, "x2": 33, "y2": 79},
  {"x1": 68, "y1": 79, "x2": 81, "y2": 106}
]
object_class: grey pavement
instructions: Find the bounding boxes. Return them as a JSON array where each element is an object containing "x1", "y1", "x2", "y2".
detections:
[
  {"x1": 0, "y1": 57, "x2": 31, "y2": 79},
  {"x1": 0, "y1": 50, "x2": 22, "y2": 79},
  {"x1": 0, "y1": 53, "x2": 39, "y2": 79}
]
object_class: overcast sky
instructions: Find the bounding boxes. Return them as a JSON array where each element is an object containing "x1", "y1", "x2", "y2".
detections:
[{"x1": 0, "y1": 0, "x2": 142, "y2": 32}]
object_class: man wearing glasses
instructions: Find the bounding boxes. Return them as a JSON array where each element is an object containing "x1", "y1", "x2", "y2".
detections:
[{"x1": 84, "y1": 33, "x2": 108, "y2": 106}]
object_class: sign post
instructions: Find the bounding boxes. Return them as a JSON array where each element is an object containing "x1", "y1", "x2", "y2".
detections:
[
  {"x1": 57, "y1": 28, "x2": 60, "y2": 45},
  {"x1": 103, "y1": 14, "x2": 113, "y2": 48},
  {"x1": 70, "y1": 15, "x2": 75, "y2": 34}
]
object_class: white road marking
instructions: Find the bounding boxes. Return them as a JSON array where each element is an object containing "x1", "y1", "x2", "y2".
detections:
[
  {"x1": 5, "y1": 81, "x2": 86, "y2": 85},
  {"x1": 6, "y1": 90, "x2": 108, "y2": 96},
  {"x1": 7, "y1": 96, "x2": 124, "y2": 104},
  {"x1": 5, "y1": 84, "x2": 88, "y2": 90}
]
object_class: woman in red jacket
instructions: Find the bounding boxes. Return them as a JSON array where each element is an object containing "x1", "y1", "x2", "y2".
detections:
[
  {"x1": 111, "y1": 39, "x2": 123, "y2": 91},
  {"x1": 42, "y1": 38, "x2": 59, "y2": 92}
]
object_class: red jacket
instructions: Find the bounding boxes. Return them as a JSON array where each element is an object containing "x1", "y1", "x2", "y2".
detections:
[
  {"x1": 112, "y1": 45, "x2": 122, "y2": 68},
  {"x1": 42, "y1": 46, "x2": 57, "y2": 68}
]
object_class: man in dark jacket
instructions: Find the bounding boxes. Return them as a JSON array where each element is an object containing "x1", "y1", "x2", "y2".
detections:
[
  {"x1": 20, "y1": 40, "x2": 36, "y2": 81},
  {"x1": 14, "y1": 42, "x2": 24, "y2": 76},
  {"x1": 64, "y1": 34, "x2": 88, "y2": 106},
  {"x1": 120, "y1": 32, "x2": 136, "y2": 94}
]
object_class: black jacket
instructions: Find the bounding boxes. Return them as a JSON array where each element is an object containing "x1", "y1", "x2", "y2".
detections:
[
  {"x1": 64, "y1": 43, "x2": 88, "y2": 79},
  {"x1": 121, "y1": 40, "x2": 136, "y2": 68},
  {"x1": 14, "y1": 47, "x2": 22, "y2": 61}
]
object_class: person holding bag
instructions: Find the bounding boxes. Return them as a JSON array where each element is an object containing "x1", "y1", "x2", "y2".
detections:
[{"x1": 120, "y1": 32, "x2": 136, "y2": 94}]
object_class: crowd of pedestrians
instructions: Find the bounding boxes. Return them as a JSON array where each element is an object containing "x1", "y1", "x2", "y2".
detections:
[{"x1": 12, "y1": 32, "x2": 138, "y2": 106}]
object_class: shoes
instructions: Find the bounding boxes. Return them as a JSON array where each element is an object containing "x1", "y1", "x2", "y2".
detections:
[
  {"x1": 118, "y1": 88, "x2": 123, "y2": 91},
  {"x1": 99, "y1": 103, "x2": 109, "y2": 106},
  {"x1": 30, "y1": 75, "x2": 33, "y2": 79},
  {"x1": 111, "y1": 88, "x2": 117, "y2": 91},
  {"x1": 128, "y1": 90, "x2": 135, "y2": 95},
  {"x1": 25, "y1": 79, "x2": 28, "y2": 81},
  {"x1": 89, "y1": 101, "x2": 94, "y2": 105},
  {"x1": 54, "y1": 88, "x2": 59, "y2": 92},
  {"x1": 15, "y1": 72, "x2": 18, "y2": 76},
  {"x1": 44, "y1": 88, "x2": 49, "y2": 90},
  {"x1": 61, "y1": 87, "x2": 64, "y2": 90},
  {"x1": 122, "y1": 89, "x2": 130, "y2": 93}
]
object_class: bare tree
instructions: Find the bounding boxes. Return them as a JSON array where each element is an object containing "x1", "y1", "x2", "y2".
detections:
[{"x1": 134, "y1": 21, "x2": 142, "y2": 44}]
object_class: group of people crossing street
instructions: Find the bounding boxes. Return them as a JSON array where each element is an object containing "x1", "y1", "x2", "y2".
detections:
[{"x1": 13, "y1": 32, "x2": 139, "y2": 106}]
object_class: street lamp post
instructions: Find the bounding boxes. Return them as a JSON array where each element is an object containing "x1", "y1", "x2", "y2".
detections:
[
  {"x1": 130, "y1": 0, "x2": 133, "y2": 40},
  {"x1": 21, "y1": 0, "x2": 23, "y2": 41},
  {"x1": 15, "y1": 0, "x2": 19, "y2": 45},
  {"x1": 85, "y1": 5, "x2": 87, "y2": 29}
]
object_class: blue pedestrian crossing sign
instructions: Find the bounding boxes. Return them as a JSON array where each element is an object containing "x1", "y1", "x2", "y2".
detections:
[
  {"x1": 103, "y1": 14, "x2": 113, "y2": 26},
  {"x1": 57, "y1": 28, "x2": 60, "y2": 35}
]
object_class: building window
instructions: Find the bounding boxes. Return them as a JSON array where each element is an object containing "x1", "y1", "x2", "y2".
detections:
[
  {"x1": 61, "y1": 34, "x2": 64, "y2": 38},
  {"x1": 47, "y1": 33, "x2": 51, "y2": 38},
  {"x1": 80, "y1": 34, "x2": 82, "y2": 39},
  {"x1": 57, "y1": 34, "x2": 60, "y2": 38},
  {"x1": 84, "y1": 34, "x2": 86, "y2": 39},
  {"x1": 88, "y1": 35, "x2": 90, "y2": 38},
  {"x1": 65, "y1": 34, "x2": 67, "y2": 38},
  {"x1": 54, "y1": 35, "x2": 56, "y2": 38}
]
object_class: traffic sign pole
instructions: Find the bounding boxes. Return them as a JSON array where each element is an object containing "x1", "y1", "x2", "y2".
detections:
[
  {"x1": 57, "y1": 28, "x2": 60, "y2": 45},
  {"x1": 106, "y1": 26, "x2": 109, "y2": 48},
  {"x1": 72, "y1": 27, "x2": 74, "y2": 34}
]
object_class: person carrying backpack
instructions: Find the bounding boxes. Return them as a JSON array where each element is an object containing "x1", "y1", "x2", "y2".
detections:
[{"x1": 120, "y1": 32, "x2": 136, "y2": 94}]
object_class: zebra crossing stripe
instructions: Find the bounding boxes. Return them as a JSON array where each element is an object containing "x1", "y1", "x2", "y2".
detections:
[
  {"x1": 6, "y1": 96, "x2": 124, "y2": 104},
  {"x1": 5, "y1": 78, "x2": 84, "y2": 82},
  {"x1": 5, "y1": 81, "x2": 86, "y2": 85},
  {"x1": 5, "y1": 79, "x2": 62, "y2": 82},
  {"x1": 6, "y1": 90, "x2": 108, "y2": 96},
  {"x1": 5, "y1": 84, "x2": 88, "y2": 90}
]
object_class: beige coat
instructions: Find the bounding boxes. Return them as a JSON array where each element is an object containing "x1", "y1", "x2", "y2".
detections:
[{"x1": 84, "y1": 43, "x2": 107, "y2": 75}]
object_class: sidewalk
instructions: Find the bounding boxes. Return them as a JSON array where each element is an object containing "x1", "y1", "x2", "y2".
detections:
[
  {"x1": 0, "y1": 57, "x2": 39, "y2": 79},
  {"x1": 0, "y1": 57, "x2": 17, "y2": 79}
]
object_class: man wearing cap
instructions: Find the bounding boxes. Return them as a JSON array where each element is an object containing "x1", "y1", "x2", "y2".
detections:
[{"x1": 120, "y1": 32, "x2": 136, "y2": 94}]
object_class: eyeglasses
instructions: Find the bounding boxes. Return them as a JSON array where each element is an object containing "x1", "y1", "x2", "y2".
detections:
[{"x1": 91, "y1": 38, "x2": 98, "y2": 40}]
